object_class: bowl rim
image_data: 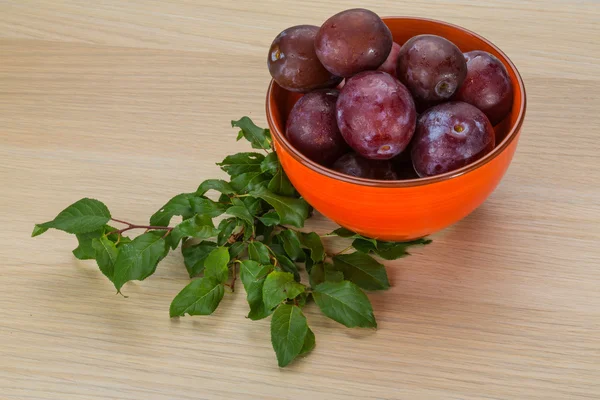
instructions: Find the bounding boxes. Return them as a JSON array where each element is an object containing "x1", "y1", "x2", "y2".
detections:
[{"x1": 265, "y1": 16, "x2": 527, "y2": 188}]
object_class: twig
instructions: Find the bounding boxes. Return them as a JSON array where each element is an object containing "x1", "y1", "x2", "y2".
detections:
[
  {"x1": 109, "y1": 218, "x2": 173, "y2": 236},
  {"x1": 334, "y1": 244, "x2": 353, "y2": 257},
  {"x1": 231, "y1": 263, "x2": 237, "y2": 292}
]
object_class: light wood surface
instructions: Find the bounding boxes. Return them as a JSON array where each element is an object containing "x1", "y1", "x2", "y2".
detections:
[{"x1": 1, "y1": 1, "x2": 599, "y2": 399}]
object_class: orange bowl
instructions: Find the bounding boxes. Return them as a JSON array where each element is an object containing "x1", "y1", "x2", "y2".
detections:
[{"x1": 266, "y1": 17, "x2": 526, "y2": 241}]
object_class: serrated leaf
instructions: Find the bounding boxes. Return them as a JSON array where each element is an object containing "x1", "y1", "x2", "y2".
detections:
[
  {"x1": 331, "y1": 228, "x2": 378, "y2": 248},
  {"x1": 242, "y1": 196, "x2": 264, "y2": 215},
  {"x1": 304, "y1": 249, "x2": 314, "y2": 273},
  {"x1": 230, "y1": 171, "x2": 270, "y2": 194},
  {"x1": 333, "y1": 252, "x2": 389, "y2": 291},
  {"x1": 226, "y1": 205, "x2": 254, "y2": 225},
  {"x1": 248, "y1": 241, "x2": 271, "y2": 264},
  {"x1": 182, "y1": 241, "x2": 218, "y2": 277},
  {"x1": 218, "y1": 193, "x2": 231, "y2": 205},
  {"x1": 195, "y1": 179, "x2": 235, "y2": 197},
  {"x1": 31, "y1": 224, "x2": 49, "y2": 237},
  {"x1": 295, "y1": 291, "x2": 310, "y2": 307},
  {"x1": 203, "y1": 246, "x2": 230, "y2": 284},
  {"x1": 331, "y1": 227, "x2": 356, "y2": 237},
  {"x1": 262, "y1": 271, "x2": 305, "y2": 310},
  {"x1": 299, "y1": 327, "x2": 315, "y2": 356},
  {"x1": 193, "y1": 198, "x2": 227, "y2": 218},
  {"x1": 92, "y1": 236, "x2": 119, "y2": 279},
  {"x1": 72, "y1": 226, "x2": 113, "y2": 260},
  {"x1": 112, "y1": 232, "x2": 169, "y2": 292},
  {"x1": 352, "y1": 237, "x2": 432, "y2": 260},
  {"x1": 279, "y1": 230, "x2": 303, "y2": 261},
  {"x1": 217, "y1": 218, "x2": 239, "y2": 246},
  {"x1": 260, "y1": 152, "x2": 280, "y2": 175},
  {"x1": 258, "y1": 211, "x2": 280, "y2": 227},
  {"x1": 374, "y1": 238, "x2": 433, "y2": 260},
  {"x1": 268, "y1": 169, "x2": 296, "y2": 197},
  {"x1": 150, "y1": 193, "x2": 220, "y2": 227},
  {"x1": 313, "y1": 281, "x2": 376, "y2": 328},
  {"x1": 228, "y1": 241, "x2": 246, "y2": 259},
  {"x1": 352, "y1": 238, "x2": 377, "y2": 254},
  {"x1": 309, "y1": 262, "x2": 344, "y2": 287},
  {"x1": 217, "y1": 152, "x2": 265, "y2": 176},
  {"x1": 251, "y1": 187, "x2": 309, "y2": 228},
  {"x1": 232, "y1": 117, "x2": 272, "y2": 150},
  {"x1": 169, "y1": 277, "x2": 225, "y2": 317},
  {"x1": 248, "y1": 299, "x2": 272, "y2": 320},
  {"x1": 239, "y1": 260, "x2": 273, "y2": 320},
  {"x1": 36, "y1": 198, "x2": 111, "y2": 234},
  {"x1": 275, "y1": 253, "x2": 300, "y2": 282},
  {"x1": 170, "y1": 215, "x2": 220, "y2": 249},
  {"x1": 300, "y1": 232, "x2": 325, "y2": 263},
  {"x1": 256, "y1": 222, "x2": 274, "y2": 244},
  {"x1": 270, "y1": 304, "x2": 308, "y2": 367}
]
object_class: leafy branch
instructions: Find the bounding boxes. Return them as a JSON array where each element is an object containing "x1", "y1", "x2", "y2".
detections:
[{"x1": 33, "y1": 116, "x2": 431, "y2": 367}]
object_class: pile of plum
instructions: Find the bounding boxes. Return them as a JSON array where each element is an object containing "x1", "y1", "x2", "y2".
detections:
[{"x1": 268, "y1": 8, "x2": 514, "y2": 179}]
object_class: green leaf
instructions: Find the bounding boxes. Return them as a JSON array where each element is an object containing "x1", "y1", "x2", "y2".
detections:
[
  {"x1": 374, "y1": 238, "x2": 433, "y2": 260},
  {"x1": 242, "y1": 196, "x2": 264, "y2": 216},
  {"x1": 248, "y1": 298, "x2": 272, "y2": 320},
  {"x1": 31, "y1": 224, "x2": 49, "y2": 237},
  {"x1": 352, "y1": 237, "x2": 432, "y2": 260},
  {"x1": 268, "y1": 169, "x2": 296, "y2": 197},
  {"x1": 230, "y1": 171, "x2": 270, "y2": 194},
  {"x1": 333, "y1": 252, "x2": 390, "y2": 291},
  {"x1": 304, "y1": 250, "x2": 315, "y2": 273},
  {"x1": 228, "y1": 241, "x2": 246, "y2": 259},
  {"x1": 256, "y1": 222, "x2": 274, "y2": 244},
  {"x1": 170, "y1": 215, "x2": 220, "y2": 249},
  {"x1": 217, "y1": 218, "x2": 239, "y2": 246},
  {"x1": 112, "y1": 232, "x2": 169, "y2": 292},
  {"x1": 331, "y1": 228, "x2": 378, "y2": 247},
  {"x1": 279, "y1": 230, "x2": 303, "y2": 261},
  {"x1": 260, "y1": 152, "x2": 280, "y2": 175},
  {"x1": 195, "y1": 179, "x2": 235, "y2": 197},
  {"x1": 258, "y1": 211, "x2": 280, "y2": 226},
  {"x1": 193, "y1": 198, "x2": 227, "y2": 218},
  {"x1": 232, "y1": 117, "x2": 272, "y2": 150},
  {"x1": 150, "y1": 193, "x2": 206, "y2": 226},
  {"x1": 313, "y1": 281, "x2": 376, "y2": 328},
  {"x1": 251, "y1": 187, "x2": 309, "y2": 228},
  {"x1": 299, "y1": 327, "x2": 315, "y2": 356},
  {"x1": 226, "y1": 205, "x2": 254, "y2": 225},
  {"x1": 262, "y1": 271, "x2": 305, "y2": 310},
  {"x1": 300, "y1": 232, "x2": 325, "y2": 263},
  {"x1": 239, "y1": 260, "x2": 273, "y2": 320},
  {"x1": 295, "y1": 291, "x2": 310, "y2": 308},
  {"x1": 72, "y1": 226, "x2": 116, "y2": 260},
  {"x1": 309, "y1": 262, "x2": 344, "y2": 287},
  {"x1": 242, "y1": 220, "x2": 254, "y2": 242},
  {"x1": 275, "y1": 253, "x2": 300, "y2": 282},
  {"x1": 203, "y1": 246, "x2": 230, "y2": 284},
  {"x1": 182, "y1": 241, "x2": 218, "y2": 277},
  {"x1": 36, "y1": 198, "x2": 111, "y2": 234},
  {"x1": 248, "y1": 241, "x2": 271, "y2": 264},
  {"x1": 169, "y1": 277, "x2": 225, "y2": 317},
  {"x1": 92, "y1": 236, "x2": 119, "y2": 279},
  {"x1": 351, "y1": 238, "x2": 377, "y2": 254},
  {"x1": 270, "y1": 304, "x2": 308, "y2": 367},
  {"x1": 217, "y1": 152, "x2": 265, "y2": 176}
]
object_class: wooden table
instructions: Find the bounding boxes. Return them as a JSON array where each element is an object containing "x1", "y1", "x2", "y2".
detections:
[{"x1": 1, "y1": 1, "x2": 599, "y2": 399}]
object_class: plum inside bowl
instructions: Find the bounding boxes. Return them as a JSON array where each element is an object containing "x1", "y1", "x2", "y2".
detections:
[{"x1": 266, "y1": 17, "x2": 526, "y2": 241}]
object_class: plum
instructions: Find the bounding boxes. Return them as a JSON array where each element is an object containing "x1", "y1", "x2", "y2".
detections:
[{"x1": 412, "y1": 102, "x2": 495, "y2": 177}]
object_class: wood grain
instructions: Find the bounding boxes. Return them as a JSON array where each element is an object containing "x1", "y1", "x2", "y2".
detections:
[{"x1": 1, "y1": 1, "x2": 599, "y2": 399}]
